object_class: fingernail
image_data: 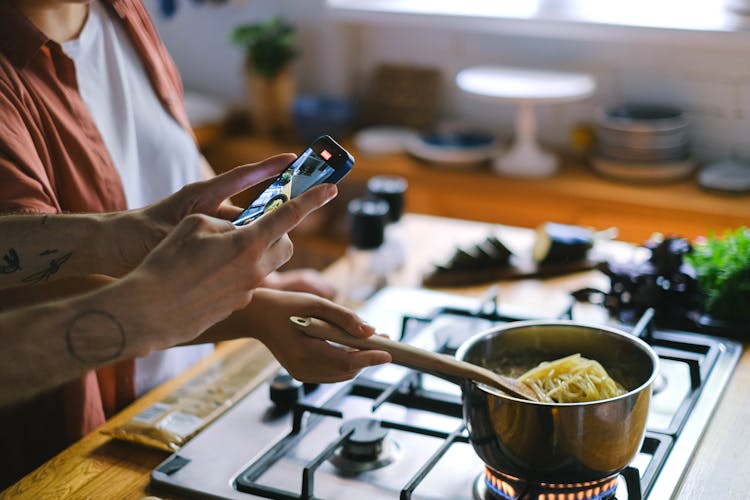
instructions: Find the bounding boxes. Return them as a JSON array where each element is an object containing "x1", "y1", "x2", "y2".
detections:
[
  {"x1": 373, "y1": 352, "x2": 392, "y2": 365},
  {"x1": 358, "y1": 322, "x2": 375, "y2": 335},
  {"x1": 323, "y1": 183, "x2": 338, "y2": 201}
]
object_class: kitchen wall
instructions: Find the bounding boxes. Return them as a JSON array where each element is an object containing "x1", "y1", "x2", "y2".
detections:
[{"x1": 149, "y1": 1, "x2": 750, "y2": 163}]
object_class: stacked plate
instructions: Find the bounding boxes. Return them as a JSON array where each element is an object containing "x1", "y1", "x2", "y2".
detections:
[
  {"x1": 592, "y1": 104, "x2": 694, "y2": 182},
  {"x1": 354, "y1": 125, "x2": 498, "y2": 169},
  {"x1": 405, "y1": 129, "x2": 498, "y2": 169}
]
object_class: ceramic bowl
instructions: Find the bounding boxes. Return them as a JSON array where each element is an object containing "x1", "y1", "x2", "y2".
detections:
[{"x1": 595, "y1": 104, "x2": 689, "y2": 151}]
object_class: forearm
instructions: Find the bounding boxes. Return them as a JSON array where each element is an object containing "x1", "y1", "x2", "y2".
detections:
[
  {"x1": 0, "y1": 212, "x2": 138, "y2": 289},
  {"x1": 185, "y1": 288, "x2": 285, "y2": 346},
  {"x1": 0, "y1": 275, "x2": 157, "y2": 407},
  {"x1": 184, "y1": 297, "x2": 257, "y2": 345}
]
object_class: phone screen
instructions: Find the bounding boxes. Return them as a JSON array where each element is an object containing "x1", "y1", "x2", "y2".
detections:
[{"x1": 233, "y1": 135, "x2": 353, "y2": 226}]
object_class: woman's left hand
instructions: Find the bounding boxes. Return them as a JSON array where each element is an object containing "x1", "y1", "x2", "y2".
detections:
[{"x1": 243, "y1": 288, "x2": 391, "y2": 383}]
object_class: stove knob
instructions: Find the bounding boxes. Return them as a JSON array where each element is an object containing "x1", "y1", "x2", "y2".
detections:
[
  {"x1": 269, "y1": 371, "x2": 304, "y2": 409},
  {"x1": 303, "y1": 382, "x2": 320, "y2": 395}
]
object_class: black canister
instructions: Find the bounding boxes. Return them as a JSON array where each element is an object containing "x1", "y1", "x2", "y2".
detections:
[
  {"x1": 345, "y1": 198, "x2": 389, "y2": 303},
  {"x1": 366, "y1": 176, "x2": 407, "y2": 223},
  {"x1": 348, "y1": 198, "x2": 388, "y2": 249}
]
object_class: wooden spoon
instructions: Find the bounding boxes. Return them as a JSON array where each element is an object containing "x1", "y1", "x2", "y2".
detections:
[{"x1": 289, "y1": 316, "x2": 538, "y2": 401}]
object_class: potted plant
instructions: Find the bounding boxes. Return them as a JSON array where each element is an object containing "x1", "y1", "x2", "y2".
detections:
[
  {"x1": 686, "y1": 227, "x2": 750, "y2": 335},
  {"x1": 230, "y1": 17, "x2": 298, "y2": 137}
]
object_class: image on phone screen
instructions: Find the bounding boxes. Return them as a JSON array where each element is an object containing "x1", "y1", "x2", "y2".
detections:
[{"x1": 233, "y1": 136, "x2": 353, "y2": 226}]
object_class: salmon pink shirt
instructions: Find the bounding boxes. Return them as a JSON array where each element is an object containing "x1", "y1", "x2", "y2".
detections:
[{"x1": 0, "y1": 0, "x2": 194, "y2": 487}]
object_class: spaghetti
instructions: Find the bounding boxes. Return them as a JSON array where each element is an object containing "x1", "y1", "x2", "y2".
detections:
[{"x1": 518, "y1": 353, "x2": 626, "y2": 403}]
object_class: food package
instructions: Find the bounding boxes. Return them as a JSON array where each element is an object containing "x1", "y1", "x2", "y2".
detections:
[{"x1": 105, "y1": 343, "x2": 277, "y2": 451}]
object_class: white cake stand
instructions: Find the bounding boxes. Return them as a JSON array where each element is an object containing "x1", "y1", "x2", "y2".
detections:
[{"x1": 456, "y1": 66, "x2": 596, "y2": 177}]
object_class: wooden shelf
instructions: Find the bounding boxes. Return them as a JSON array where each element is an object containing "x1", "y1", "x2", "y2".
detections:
[{"x1": 204, "y1": 135, "x2": 750, "y2": 243}]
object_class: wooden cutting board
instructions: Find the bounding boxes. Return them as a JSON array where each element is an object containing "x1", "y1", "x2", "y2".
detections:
[{"x1": 422, "y1": 257, "x2": 600, "y2": 287}]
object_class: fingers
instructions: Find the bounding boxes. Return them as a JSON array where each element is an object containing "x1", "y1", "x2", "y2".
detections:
[
  {"x1": 264, "y1": 234, "x2": 294, "y2": 273},
  {"x1": 291, "y1": 296, "x2": 387, "y2": 382},
  {"x1": 168, "y1": 214, "x2": 234, "y2": 245},
  {"x1": 293, "y1": 339, "x2": 391, "y2": 383},
  {"x1": 308, "y1": 299, "x2": 376, "y2": 339},
  {"x1": 201, "y1": 154, "x2": 296, "y2": 204},
  {"x1": 216, "y1": 201, "x2": 243, "y2": 221},
  {"x1": 170, "y1": 213, "x2": 208, "y2": 234},
  {"x1": 350, "y1": 349, "x2": 393, "y2": 368},
  {"x1": 243, "y1": 183, "x2": 338, "y2": 245}
]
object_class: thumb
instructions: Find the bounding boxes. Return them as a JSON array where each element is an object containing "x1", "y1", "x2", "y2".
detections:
[{"x1": 202, "y1": 154, "x2": 296, "y2": 204}]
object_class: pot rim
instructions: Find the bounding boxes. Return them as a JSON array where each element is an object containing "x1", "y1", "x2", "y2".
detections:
[{"x1": 454, "y1": 319, "x2": 661, "y2": 406}]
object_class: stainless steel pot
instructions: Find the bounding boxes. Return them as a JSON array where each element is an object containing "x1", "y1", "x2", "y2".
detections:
[{"x1": 454, "y1": 319, "x2": 659, "y2": 483}]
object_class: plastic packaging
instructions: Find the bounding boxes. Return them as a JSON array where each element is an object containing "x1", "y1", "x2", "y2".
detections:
[{"x1": 105, "y1": 342, "x2": 277, "y2": 451}]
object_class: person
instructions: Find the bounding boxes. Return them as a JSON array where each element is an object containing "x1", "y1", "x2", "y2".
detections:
[
  {"x1": 0, "y1": 160, "x2": 390, "y2": 408},
  {"x1": 1, "y1": 182, "x2": 392, "y2": 408},
  {"x1": 0, "y1": 0, "x2": 355, "y2": 485},
  {"x1": 0, "y1": 155, "x2": 391, "y2": 485}
]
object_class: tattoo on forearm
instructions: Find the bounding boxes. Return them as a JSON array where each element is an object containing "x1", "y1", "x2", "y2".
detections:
[
  {"x1": 66, "y1": 310, "x2": 126, "y2": 363},
  {"x1": 1, "y1": 249, "x2": 21, "y2": 274},
  {"x1": 22, "y1": 252, "x2": 72, "y2": 284},
  {"x1": 39, "y1": 249, "x2": 58, "y2": 256}
]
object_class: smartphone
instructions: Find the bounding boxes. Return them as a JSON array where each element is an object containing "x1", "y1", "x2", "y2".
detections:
[{"x1": 233, "y1": 135, "x2": 354, "y2": 226}]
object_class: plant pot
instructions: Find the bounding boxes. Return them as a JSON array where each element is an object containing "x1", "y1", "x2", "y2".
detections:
[{"x1": 245, "y1": 66, "x2": 294, "y2": 137}]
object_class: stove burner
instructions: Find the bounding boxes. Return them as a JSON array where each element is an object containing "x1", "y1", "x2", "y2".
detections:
[
  {"x1": 473, "y1": 467, "x2": 619, "y2": 500},
  {"x1": 652, "y1": 370, "x2": 668, "y2": 395},
  {"x1": 340, "y1": 418, "x2": 388, "y2": 460},
  {"x1": 329, "y1": 418, "x2": 402, "y2": 475}
]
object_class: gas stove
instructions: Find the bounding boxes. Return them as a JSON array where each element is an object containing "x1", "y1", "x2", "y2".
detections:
[{"x1": 151, "y1": 287, "x2": 741, "y2": 499}]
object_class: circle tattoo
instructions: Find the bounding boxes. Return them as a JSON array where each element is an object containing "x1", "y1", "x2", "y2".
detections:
[{"x1": 66, "y1": 310, "x2": 126, "y2": 363}]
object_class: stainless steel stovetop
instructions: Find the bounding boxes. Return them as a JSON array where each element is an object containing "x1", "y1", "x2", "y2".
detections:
[{"x1": 151, "y1": 287, "x2": 742, "y2": 499}]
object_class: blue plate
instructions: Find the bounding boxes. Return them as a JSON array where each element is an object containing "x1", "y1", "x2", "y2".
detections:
[
  {"x1": 407, "y1": 129, "x2": 498, "y2": 167},
  {"x1": 421, "y1": 131, "x2": 495, "y2": 149}
]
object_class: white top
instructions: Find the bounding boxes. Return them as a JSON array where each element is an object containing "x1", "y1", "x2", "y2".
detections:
[
  {"x1": 456, "y1": 66, "x2": 597, "y2": 102},
  {"x1": 64, "y1": 1, "x2": 212, "y2": 396}
]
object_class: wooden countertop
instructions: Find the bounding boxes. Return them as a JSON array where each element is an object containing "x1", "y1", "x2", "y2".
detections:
[{"x1": 4, "y1": 214, "x2": 749, "y2": 499}]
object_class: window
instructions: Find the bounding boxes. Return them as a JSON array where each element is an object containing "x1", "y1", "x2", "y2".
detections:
[{"x1": 327, "y1": 0, "x2": 750, "y2": 45}]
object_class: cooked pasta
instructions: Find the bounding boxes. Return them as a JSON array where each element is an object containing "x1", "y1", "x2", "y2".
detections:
[{"x1": 517, "y1": 353, "x2": 626, "y2": 403}]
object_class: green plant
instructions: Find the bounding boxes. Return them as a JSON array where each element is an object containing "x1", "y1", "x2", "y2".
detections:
[
  {"x1": 686, "y1": 227, "x2": 750, "y2": 322},
  {"x1": 229, "y1": 17, "x2": 297, "y2": 78}
]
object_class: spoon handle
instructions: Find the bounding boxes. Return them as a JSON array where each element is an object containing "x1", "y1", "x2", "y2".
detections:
[{"x1": 289, "y1": 316, "x2": 536, "y2": 401}]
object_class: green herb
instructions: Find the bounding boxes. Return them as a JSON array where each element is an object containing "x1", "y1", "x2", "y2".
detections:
[
  {"x1": 686, "y1": 227, "x2": 750, "y2": 322},
  {"x1": 230, "y1": 18, "x2": 297, "y2": 78}
]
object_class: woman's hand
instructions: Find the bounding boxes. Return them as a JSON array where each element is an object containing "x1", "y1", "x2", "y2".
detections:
[{"x1": 240, "y1": 288, "x2": 392, "y2": 383}]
